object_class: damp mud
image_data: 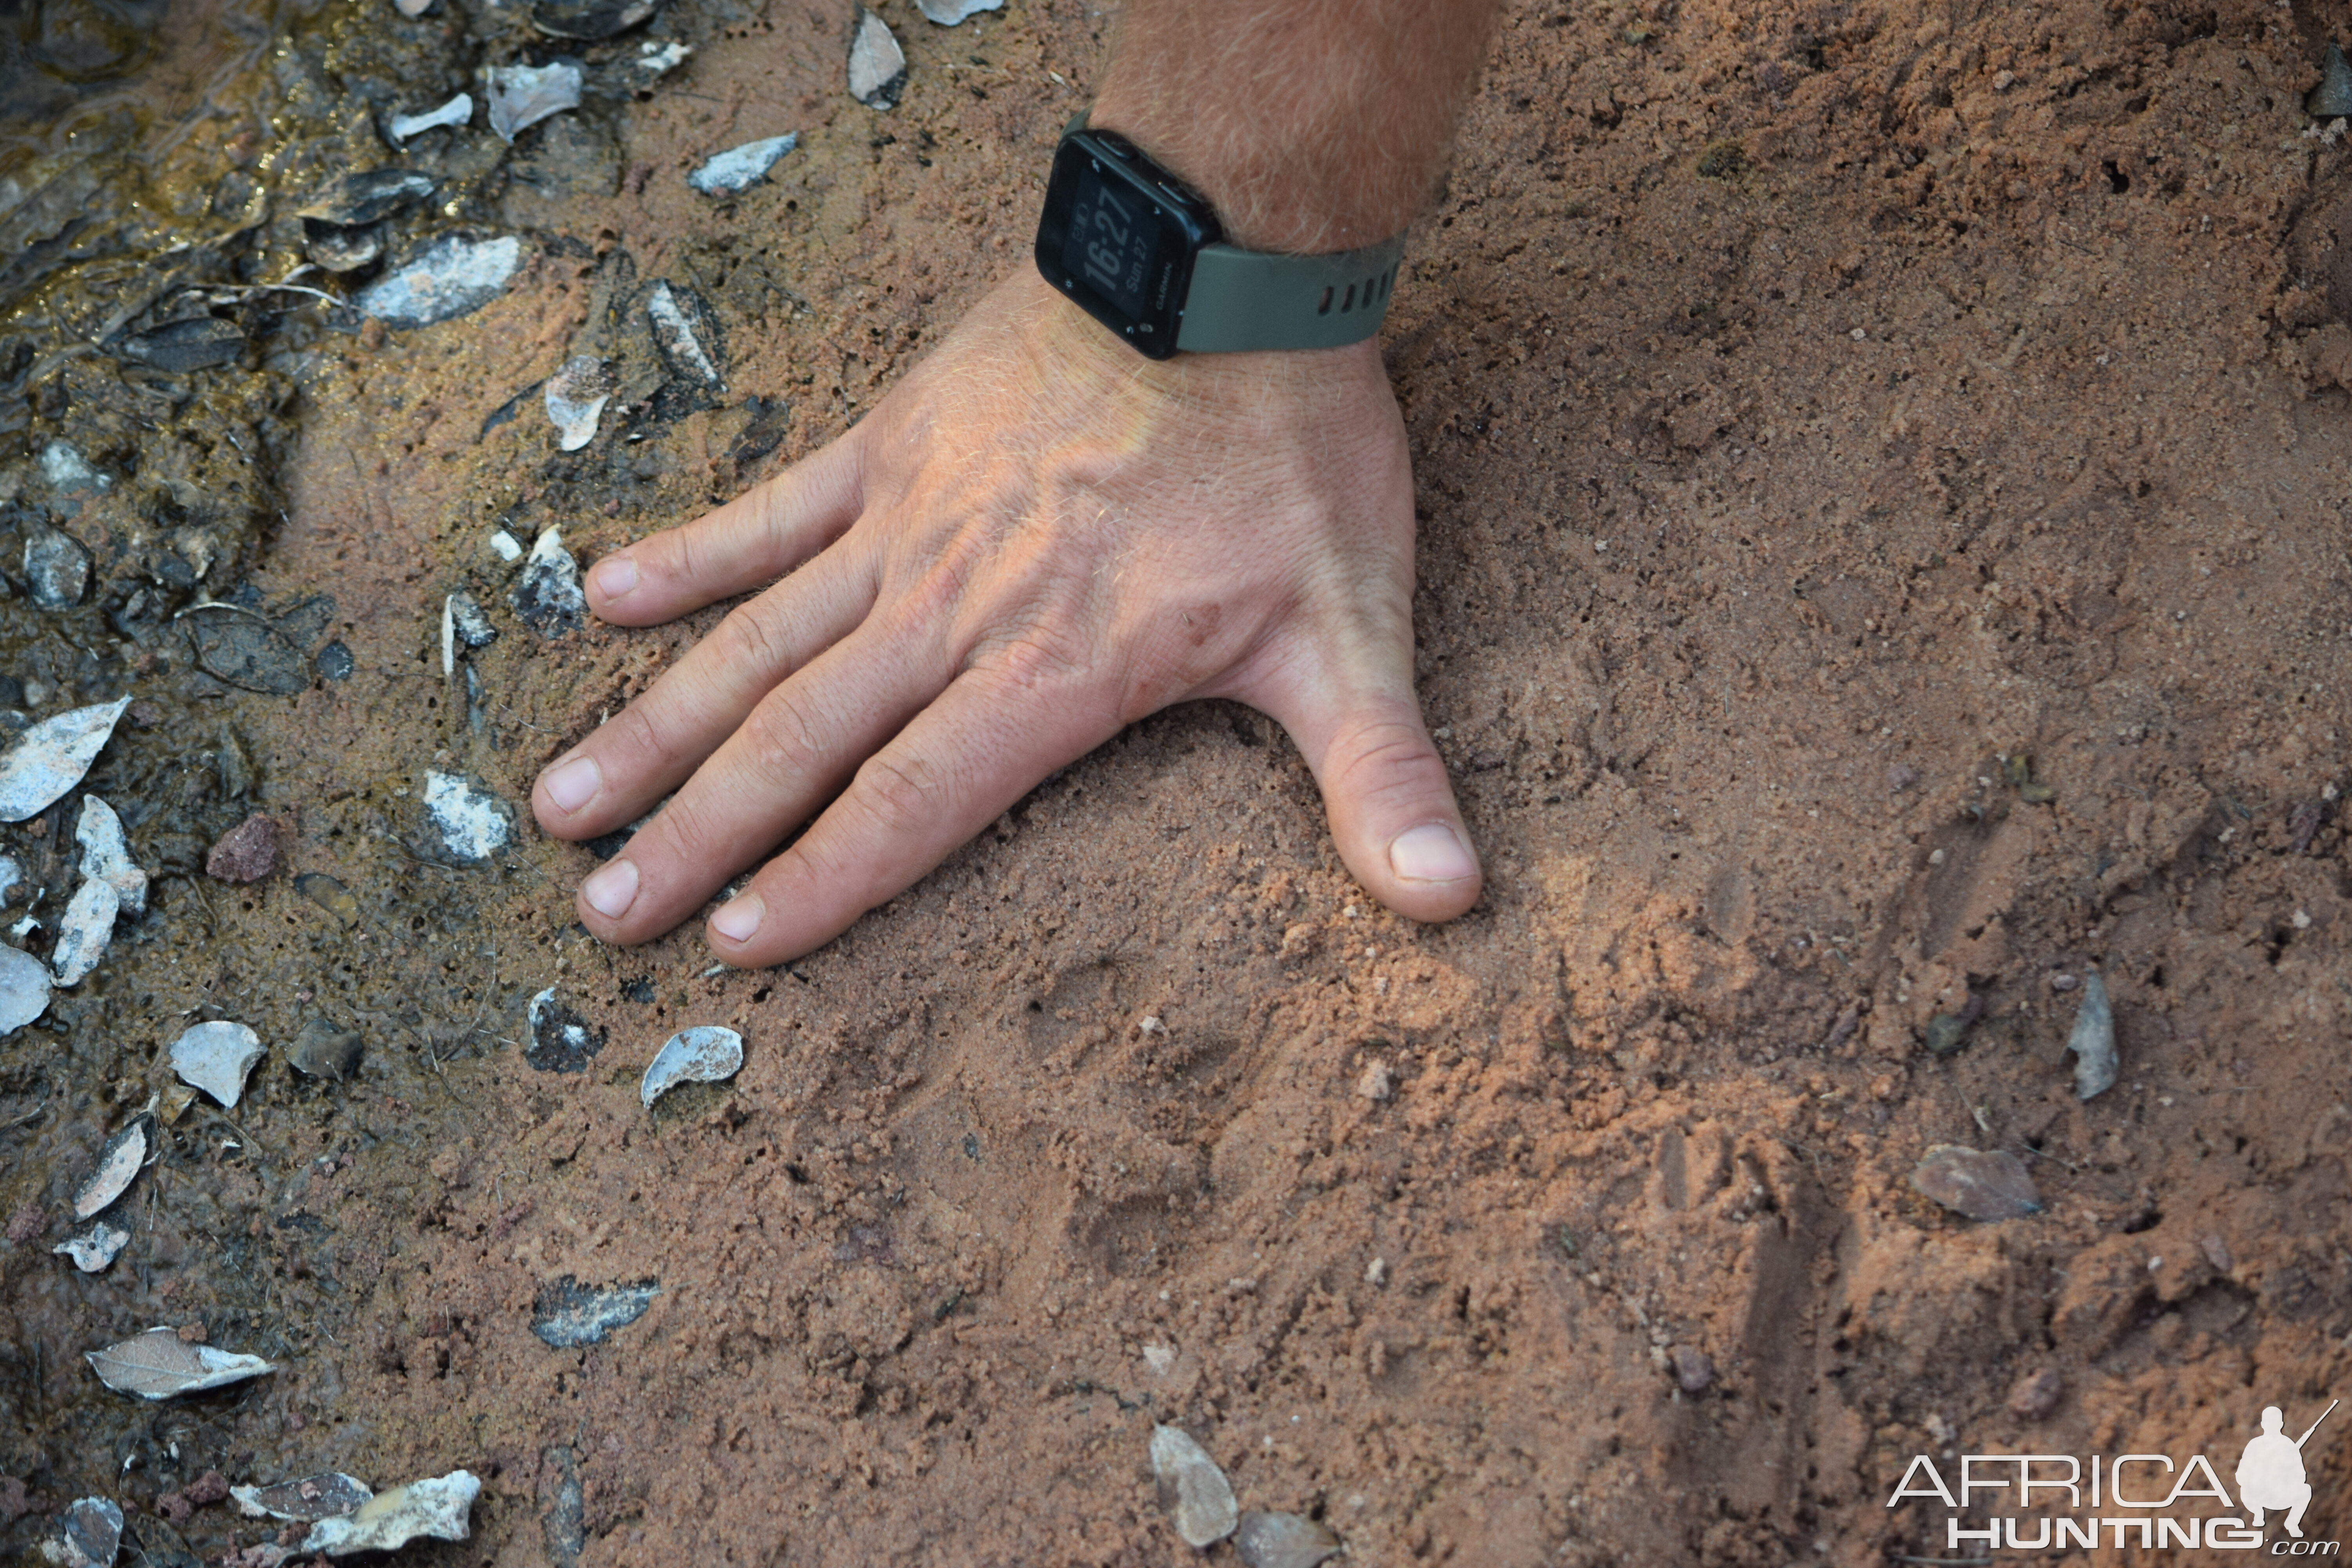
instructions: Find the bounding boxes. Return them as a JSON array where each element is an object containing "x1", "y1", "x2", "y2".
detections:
[{"x1": 3, "y1": 0, "x2": 2350, "y2": 1561}]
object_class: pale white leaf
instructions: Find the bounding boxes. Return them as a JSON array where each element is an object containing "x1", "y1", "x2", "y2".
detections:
[
  {"x1": 71, "y1": 1119, "x2": 150, "y2": 1220},
  {"x1": 0, "y1": 942, "x2": 50, "y2": 1034},
  {"x1": 641, "y1": 1025, "x2": 742, "y2": 1108},
  {"x1": 171, "y1": 1020, "x2": 264, "y2": 1108},
  {"x1": 87, "y1": 1327, "x2": 274, "y2": 1399},
  {"x1": 0, "y1": 697, "x2": 131, "y2": 822},
  {"x1": 301, "y1": 1470, "x2": 479, "y2": 1555}
]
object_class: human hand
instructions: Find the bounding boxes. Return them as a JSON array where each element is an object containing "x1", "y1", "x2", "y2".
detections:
[{"x1": 530, "y1": 268, "x2": 1481, "y2": 964}]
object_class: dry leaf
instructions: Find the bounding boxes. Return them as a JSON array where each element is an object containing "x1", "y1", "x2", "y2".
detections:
[
  {"x1": 71, "y1": 1118, "x2": 151, "y2": 1220},
  {"x1": 531, "y1": 1275, "x2": 658, "y2": 1347},
  {"x1": 232, "y1": 1472, "x2": 373, "y2": 1521},
  {"x1": 47, "y1": 1496, "x2": 123, "y2": 1568},
  {"x1": 0, "y1": 697, "x2": 131, "y2": 822},
  {"x1": 87, "y1": 1327, "x2": 275, "y2": 1399},
  {"x1": 641, "y1": 1025, "x2": 742, "y2": 1108},
  {"x1": 171, "y1": 1020, "x2": 264, "y2": 1108},
  {"x1": 53, "y1": 1220, "x2": 131, "y2": 1273},
  {"x1": 301, "y1": 1470, "x2": 479, "y2": 1555}
]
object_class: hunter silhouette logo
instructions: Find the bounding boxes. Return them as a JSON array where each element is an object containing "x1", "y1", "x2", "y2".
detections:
[
  {"x1": 2240, "y1": 1400, "x2": 2337, "y2": 1539},
  {"x1": 1886, "y1": 1394, "x2": 2341, "y2": 1552}
]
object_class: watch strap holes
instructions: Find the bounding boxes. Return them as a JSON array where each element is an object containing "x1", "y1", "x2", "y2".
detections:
[{"x1": 1314, "y1": 269, "x2": 1396, "y2": 319}]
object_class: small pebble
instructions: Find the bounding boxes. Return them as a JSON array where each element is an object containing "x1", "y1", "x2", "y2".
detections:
[
  {"x1": 847, "y1": 8, "x2": 907, "y2": 110},
  {"x1": 2200, "y1": 1232, "x2": 2233, "y2": 1273},
  {"x1": 1150, "y1": 1425, "x2": 1238, "y2": 1548},
  {"x1": 514, "y1": 528, "x2": 587, "y2": 637},
  {"x1": 24, "y1": 527, "x2": 91, "y2": 608},
  {"x1": 287, "y1": 1019, "x2": 365, "y2": 1080},
  {"x1": 1922, "y1": 1013, "x2": 1969, "y2": 1057},
  {"x1": 1885, "y1": 762, "x2": 1919, "y2": 792},
  {"x1": 424, "y1": 771, "x2": 512, "y2": 863},
  {"x1": 1234, "y1": 1510, "x2": 1342, "y2": 1568},
  {"x1": 2311, "y1": 40, "x2": 2352, "y2": 117},
  {"x1": 2049, "y1": 972, "x2": 2078, "y2": 992},
  {"x1": 206, "y1": 813, "x2": 282, "y2": 883},
  {"x1": 1355, "y1": 1062, "x2": 1394, "y2": 1102},
  {"x1": 447, "y1": 591, "x2": 498, "y2": 649},
  {"x1": 1670, "y1": 1344, "x2": 1715, "y2": 1393},
  {"x1": 354, "y1": 234, "x2": 522, "y2": 328},
  {"x1": 2063, "y1": 970, "x2": 2116, "y2": 1101},
  {"x1": 296, "y1": 871, "x2": 360, "y2": 927},
  {"x1": 1910, "y1": 1145, "x2": 2041, "y2": 1221},
  {"x1": 688, "y1": 135, "x2": 798, "y2": 198},
  {"x1": 2007, "y1": 1366, "x2": 2063, "y2": 1421}
]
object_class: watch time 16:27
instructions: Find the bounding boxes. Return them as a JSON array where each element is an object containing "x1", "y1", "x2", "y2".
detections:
[{"x1": 1062, "y1": 169, "x2": 1162, "y2": 321}]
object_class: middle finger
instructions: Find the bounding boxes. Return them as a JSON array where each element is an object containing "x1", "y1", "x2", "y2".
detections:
[
  {"x1": 532, "y1": 535, "x2": 879, "y2": 840},
  {"x1": 568, "y1": 614, "x2": 942, "y2": 944}
]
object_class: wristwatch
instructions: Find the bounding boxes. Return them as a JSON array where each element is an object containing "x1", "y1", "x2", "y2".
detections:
[{"x1": 1033, "y1": 113, "x2": 1409, "y2": 360}]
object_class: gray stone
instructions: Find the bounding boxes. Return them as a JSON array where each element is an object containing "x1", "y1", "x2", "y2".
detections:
[
  {"x1": 1150, "y1": 1425, "x2": 1238, "y2": 1548},
  {"x1": 24, "y1": 526, "x2": 90, "y2": 608}
]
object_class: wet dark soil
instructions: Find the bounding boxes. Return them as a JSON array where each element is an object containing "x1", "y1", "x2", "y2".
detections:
[{"x1": 4, "y1": 0, "x2": 2351, "y2": 1563}]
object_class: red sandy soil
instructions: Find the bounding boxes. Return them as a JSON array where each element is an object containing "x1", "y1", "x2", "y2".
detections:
[{"x1": 8, "y1": 0, "x2": 2352, "y2": 1562}]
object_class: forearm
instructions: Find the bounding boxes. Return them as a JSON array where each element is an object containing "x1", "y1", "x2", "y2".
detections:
[{"x1": 1089, "y1": 0, "x2": 1502, "y2": 254}]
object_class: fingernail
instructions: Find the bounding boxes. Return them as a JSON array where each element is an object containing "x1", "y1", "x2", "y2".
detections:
[
  {"x1": 581, "y1": 858, "x2": 639, "y2": 919},
  {"x1": 592, "y1": 553, "x2": 639, "y2": 601},
  {"x1": 1389, "y1": 822, "x2": 1477, "y2": 884},
  {"x1": 541, "y1": 754, "x2": 601, "y2": 814},
  {"x1": 711, "y1": 893, "x2": 764, "y2": 944}
]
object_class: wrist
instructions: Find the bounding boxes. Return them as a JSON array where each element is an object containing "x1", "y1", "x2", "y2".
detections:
[{"x1": 1016, "y1": 267, "x2": 1381, "y2": 387}]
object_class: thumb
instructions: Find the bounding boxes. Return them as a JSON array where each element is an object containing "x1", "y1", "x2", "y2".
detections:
[{"x1": 1254, "y1": 659, "x2": 1482, "y2": 924}]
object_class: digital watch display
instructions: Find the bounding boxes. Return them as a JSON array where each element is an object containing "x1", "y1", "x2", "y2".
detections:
[
  {"x1": 1034, "y1": 114, "x2": 1410, "y2": 360},
  {"x1": 1034, "y1": 127, "x2": 1214, "y2": 358}
]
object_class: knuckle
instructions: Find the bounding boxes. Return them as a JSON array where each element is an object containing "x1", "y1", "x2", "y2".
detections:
[
  {"x1": 611, "y1": 696, "x2": 687, "y2": 774},
  {"x1": 975, "y1": 631, "x2": 1089, "y2": 698},
  {"x1": 850, "y1": 752, "x2": 946, "y2": 841},
  {"x1": 1330, "y1": 718, "x2": 1448, "y2": 806},
  {"x1": 648, "y1": 790, "x2": 726, "y2": 865},
  {"x1": 740, "y1": 691, "x2": 826, "y2": 784},
  {"x1": 713, "y1": 602, "x2": 794, "y2": 680},
  {"x1": 653, "y1": 522, "x2": 706, "y2": 588}
]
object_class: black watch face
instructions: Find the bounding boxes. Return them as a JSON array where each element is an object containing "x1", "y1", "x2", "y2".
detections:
[{"x1": 1034, "y1": 134, "x2": 1216, "y2": 360}]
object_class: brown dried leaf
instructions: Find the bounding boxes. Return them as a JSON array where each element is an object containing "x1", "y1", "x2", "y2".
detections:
[{"x1": 86, "y1": 1327, "x2": 275, "y2": 1399}]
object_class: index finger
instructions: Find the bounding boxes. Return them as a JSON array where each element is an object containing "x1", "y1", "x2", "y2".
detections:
[{"x1": 586, "y1": 434, "x2": 867, "y2": 627}]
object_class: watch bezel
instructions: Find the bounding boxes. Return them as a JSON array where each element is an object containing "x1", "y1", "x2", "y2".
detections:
[{"x1": 1034, "y1": 129, "x2": 1221, "y2": 361}]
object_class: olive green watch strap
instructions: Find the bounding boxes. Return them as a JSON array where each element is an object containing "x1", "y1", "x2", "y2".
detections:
[{"x1": 1174, "y1": 233, "x2": 1410, "y2": 353}]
